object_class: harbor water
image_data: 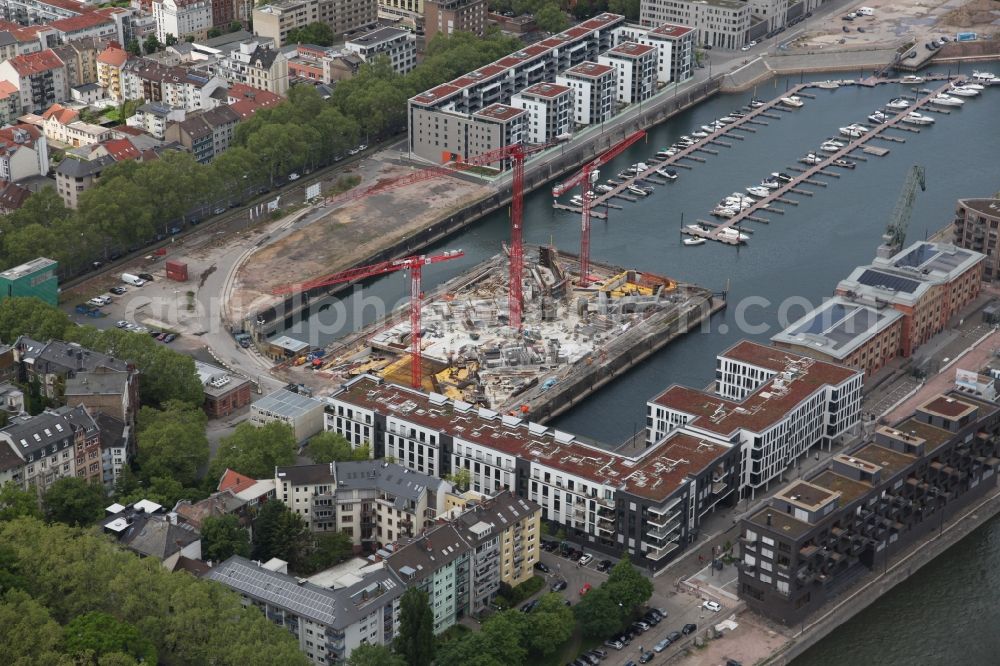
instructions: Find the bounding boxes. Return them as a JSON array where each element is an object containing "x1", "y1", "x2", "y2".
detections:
[{"x1": 287, "y1": 69, "x2": 1000, "y2": 663}]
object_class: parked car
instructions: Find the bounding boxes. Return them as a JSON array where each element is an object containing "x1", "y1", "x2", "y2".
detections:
[
  {"x1": 604, "y1": 639, "x2": 624, "y2": 650},
  {"x1": 520, "y1": 599, "x2": 539, "y2": 613},
  {"x1": 740, "y1": 44, "x2": 750, "y2": 51},
  {"x1": 163, "y1": 333, "x2": 176, "y2": 343},
  {"x1": 579, "y1": 553, "x2": 593, "y2": 566},
  {"x1": 632, "y1": 620, "x2": 650, "y2": 632},
  {"x1": 654, "y1": 638, "x2": 671, "y2": 652},
  {"x1": 137, "y1": 273, "x2": 154, "y2": 282},
  {"x1": 703, "y1": 600, "x2": 722, "y2": 612},
  {"x1": 534, "y1": 562, "x2": 550, "y2": 573},
  {"x1": 666, "y1": 631, "x2": 681, "y2": 642},
  {"x1": 551, "y1": 580, "x2": 568, "y2": 592},
  {"x1": 749, "y1": 40, "x2": 757, "y2": 46},
  {"x1": 579, "y1": 653, "x2": 601, "y2": 666},
  {"x1": 682, "y1": 623, "x2": 697, "y2": 635},
  {"x1": 288, "y1": 172, "x2": 300, "y2": 181},
  {"x1": 587, "y1": 649, "x2": 607, "y2": 660},
  {"x1": 596, "y1": 559, "x2": 613, "y2": 572},
  {"x1": 642, "y1": 612, "x2": 661, "y2": 626},
  {"x1": 169, "y1": 226, "x2": 182, "y2": 235},
  {"x1": 157, "y1": 332, "x2": 169, "y2": 341},
  {"x1": 579, "y1": 583, "x2": 592, "y2": 596},
  {"x1": 115, "y1": 320, "x2": 129, "y2": 329},
  {"x1": 214, "y1": 207, "x2": 226, "y2": 214},
  {"x1": 639, "y1": 651, "x2": 655, "y2": 664}
]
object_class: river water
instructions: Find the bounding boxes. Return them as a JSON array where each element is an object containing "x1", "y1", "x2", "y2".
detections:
[{"x1": 288, "y1": 69, "x2": 1000, "y2": 663}]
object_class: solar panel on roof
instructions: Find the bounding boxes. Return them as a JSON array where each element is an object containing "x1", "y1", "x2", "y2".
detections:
[
  {"x1": 792, "y1": 303, "x2": 850, "y2": 335},
  {"x1": 856, "y1": 269, "x2": 922, "y2": 294}
]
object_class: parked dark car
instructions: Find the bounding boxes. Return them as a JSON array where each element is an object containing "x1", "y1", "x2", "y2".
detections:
[
  {"x1": 520, "y1": 599, "x2": 539, "y2": 613},
  {"x1": 109, "y1": 286, "x2": 127, "y2": 295},
  {"x1": 639, "y1": 652, "x2": 655, "y2": 664},
  {"x1": 163, "y1": 333, "x2": 176, "y2": 343},
  {"x1": 596, "y1": 559, "x2": 613, "y2": 572},
  {"x1": 551, "y1": 580, "x2": 568, "y2": 592},
  {"x1": 137, "y1": 273, "x2": 154, "y2": 282},
  {"x1": 667, "y1": 631, "x2": 681, "y2": 642},
  {"x1": 534, "y1": 562, "x2": 550, "y2": 573},
  {"x1": 586, "y1": 649, "x2": 607, "y2": 660},
  {"x1": 682, "y1": 623, "x2": 697, "y2": 635}
]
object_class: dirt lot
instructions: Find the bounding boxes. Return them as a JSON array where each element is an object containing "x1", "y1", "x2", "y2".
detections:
[
  {"x1": 678, "y1": 613, "x2": 790, "y2": 666},
  {"x1": 230, "y1": 155, "x2": 489, "y2": 316},
  {"x1": 788, "y1": 0, "x2": 999, "y2": 51}
]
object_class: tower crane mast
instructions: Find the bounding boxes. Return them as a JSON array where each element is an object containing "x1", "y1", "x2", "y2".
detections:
[{"x1": 877, "y1": 165, "x2": 926, "y2": 259}]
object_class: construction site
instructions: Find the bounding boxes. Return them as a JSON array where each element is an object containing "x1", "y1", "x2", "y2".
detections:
[{"x1": 286, "y1": 246, "x2": 722, "y2": 421}]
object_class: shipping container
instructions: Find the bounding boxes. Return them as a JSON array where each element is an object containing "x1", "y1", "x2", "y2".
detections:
[{"x1": 166, "y1": 260, "x2": 188, "y2": 282}]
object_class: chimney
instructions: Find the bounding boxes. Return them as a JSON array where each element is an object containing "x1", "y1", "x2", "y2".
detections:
[{"x1": 766, "y1": 512, "x2": 772, "y2": 527}]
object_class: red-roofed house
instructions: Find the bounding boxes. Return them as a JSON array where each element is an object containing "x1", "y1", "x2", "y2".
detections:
[
  {"x1": 225, "y1": 82, "x2": 282, "y2": 117},
  {"x1": 97, "y1": 43, "x2": 129, "y2": 101},
  {"x1": 98, "y1": 138, "x2": 141, "y2": 161},
  {"x1": 217, "y1": 468, "x2": 275, "y2": 507},
  {"x1": 0, "y1": 181, "x2": 32, "y2": 214},
  {"x1": 0, "y1": 124, "x2": 48, "y2": 182},
  {"x1": 41, "y1": 103, "x2": 112, "y2": 147},
  {"x1": 0, "y1": 49, "x2": 69, "y2": 113}
]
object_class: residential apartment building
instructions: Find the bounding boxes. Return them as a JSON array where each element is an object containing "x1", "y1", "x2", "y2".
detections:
[
  {"x1": 64, "y1": 370, "x2": 138, "y2": 433},
  {"x1": 251, "y1": 388, "x2": 325, "y2": 443},
  {"x1": 834, "y1": 242, "x2": 984, "y2": 358},
  {"x1": 127, "y1": 102, "x2": 184, "y2": 139},
  {"x1": 253, "y1": 0, "x2": 377, "y2": 48},
  {"x1": 218, "y1": 40, "x2": 289, "y2": 95},
  {"x1": 639, "y1": 0, "x2": 751, "y2": 50},
  {"x1": 738, "y1": 391, "x2": 1000, "y2": 624},
  {"x1": 206, "y1": 556, "x2": 405, "y2": 664},
  {"x1": 423, "y1": 0, "x2": 486, "y2": 42},
  {"x1": 748, "y1": 0, "x2": 788, "y2": 32},
  {"x1": 96, "y1": 42, "x2": 129, "y2": 102},
  {"x1": 122, "y1": 58, "x2": 226, "y2": 111},
  {"x1": 326, "y1": 373, "x2": 745, "y2": 570},
  {"x1": 50, "y1": 37, "x2": 104, "y2": 92},
  {"x1": 344, "y1": 26, "x2": 416, "y2": 74},
  {"x1": 102, "y1": 499, "x2": 202, "y2": 566},
  {"x1": 0, "y1": 0, "x2": 94, "y2": 25},
  {"x1": 0, "y1": 124, "x2": 48, "y2": 183},
  {"x1": 274, "y1": 460, "x2": 452, "y2": 542},
  {"x1": 14, "y1": 338, "x2": 136, "y2": 403},
  {"x1": 953, "y1": 197, "x2": 1000, "y2": 281},
  {"x1": 648, "y1": 341, "x2": 864, "y2": 499},
  {"x1": 54, "y1": 153, "x2": 115, "y2": 207},
  {"x1": 556, "y1": 61, "x2": 616, "y2": 126},
  {"x1": 164, "y1": 104, "x2": 240, "y2": 162},
  {"x1": 0, "y1": 80, "x2": 19, "y2": 126},
  {"x1": 40, "y1": 103, "x2": 112, "y2": 147},
  {"x1": 772, "y1": 295, "x2": 904, "y2": 381},
  {"x1": 614, "y1": 21, "x2": 694, "y2": 83},
  {"x1": 0, "y1": 48, "x2": 68, "y2": 113},
  {"x1": 407, "y1": 12, "x2": 624, "y2": 157},
  {"x1": 510, "y1": 82, "x2": 573, "y2": 144},
  {"x1": 598, "y1": 41, "x2": 656, "y2": 104},
  {"x1": 96, "y1": 412, "x2": 129, "y2": 489},
  {"x1": 408, "y1": 102, "x2": 526, "y2": 168},
  {"x1": 0, "y1": 405, "x2": 100, "y2": 493},
  {"x1": 386, "y1": 523, "x2": 471, "y2": 633},
  {"x1": 153, "y1": 0, "x2": 212, "y2": 43}
]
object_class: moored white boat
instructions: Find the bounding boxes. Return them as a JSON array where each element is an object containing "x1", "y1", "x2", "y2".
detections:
[
  {"x1": 947, "y1": 86, "x2": 979, "y2": 97},
  {"x1": 971, "y1": 70, "x2": 997, "y2": 83},
  {"x1": 928, "y1": 93, "x2": 964, "y2": 107},
  {"x1": 867, "y1": 110, "x2": 888, "y2": 123},
  {"x1": 802, "y1": 152, "x2": 823, "y2": 164},
  {"x1": 683, "y1": 237, "x2": 706, "y2": 246},
  {"x1": 760, "y1": 178, "x2": 780, "y2": 190},
  {"x1": 656, "y1": 168, "x2": 678, "y2": 181},
  {"x1": 820, "y1": 141, "x2": 843, "y2": 153},
  {"x1": 627, "y1": 185, "x2": 649, "y2": 197},
  {"x1": 691, "y1": 130, "x2": 709, "y2": 138},
  {"x1": 771, "y1": 171, "x2": 793, "y2": 183},
  {"x1": 901, "y1": 111, "x2": 935, "y2": 125},
  {"x1": 749, "y1": 97, "x2": 765, "y2": 108},
  {"x1": 780, "y1": 95, "x2": 805, "y2": 108},
  {"x1": 833, "y1": 158, "x2": 856, "y2": 169},
  {"x1": 746, "y1": 185, "x2": 770, "y2": 198},
  {"x1": 886, "y1": 97, "x2": 911, "y2": 110},
  {"x1": 719, "y1": 227, "x2": 750, "y2": 242},
  {"x1": 900, "y1": 75, "x2": 924, "y2": 84},
  {"x1": 956, "y1": 81, "x2": 984, "y2": 91}
]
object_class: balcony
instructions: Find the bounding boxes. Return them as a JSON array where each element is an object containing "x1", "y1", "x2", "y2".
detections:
[
  {"x1": 644, "y1": 540, "x2": 680, "y2": 561},
  {"x1": 596, "y1": 521, "x2": 616, "y2": 536},
  {"x1": 648, "y1": 496, "x2": 682, "y2": 516},
  {"x1": 645, "y1": 518, "x2": 681, "y2": 540},
  {"x1": 646, "y1": 509, "x2": 680, "y2": 528}
]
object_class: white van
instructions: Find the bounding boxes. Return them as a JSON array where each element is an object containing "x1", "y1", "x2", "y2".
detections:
[
  {"x1": 857, "y1": 7, "x2": 874, "y2": 15},
  {"x1": 121, "y1": 273, "x2": 146, "y2": 287}
]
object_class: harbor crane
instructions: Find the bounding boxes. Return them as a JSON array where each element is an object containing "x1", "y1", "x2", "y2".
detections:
[
  {"x1": 551, "y1": 130, "x2": 647, "y2": 284},
  {"x1": 877, "y1": 165, "x2": 926, "y2": 259},
  {"x1": 273, "y1": 250, "x2": 465, "y2": 389},
  {"x1": 321, "y1": 140, "x2": 559, "y2": 331}
]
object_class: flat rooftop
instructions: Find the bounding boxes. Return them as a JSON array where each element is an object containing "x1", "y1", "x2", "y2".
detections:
[
  {"x1": 0, "y1": 256, "x2": 56, "y2": 280},
  {"x1": 958, "y1": 197, "x2": 1000, "y2": 219},
  {"x1": 650, "y1": 23, "x2": 695, "y2": 39},
  {"x1": 606, "y1": 41, "x2": 655, "y2": 58},
  {"x1": 891, "y1": 417, "x2": 953, "y2": 453},
  {"x1": 775, "y1": 480, "x2": 839, "y2": 512},
  {"x1": 747, "y1": 507, "x2": 812, "y2": 539},
  {"x1": 810, "y1": 470, "x2": 871, "y2": 505},
  {"x1": 346, "y1": 26, "x2": 408, "y2": 45},
  {"x1": 850, "y1": 443, "x2": 916, "y2": 478},
  {"x1": 518, "y1": 82, "x2": 572, "y2": 99},
  {"x1": 253, "y1": 388, "x2": 322, "y2": 418},
  {"x1": 474, "y1": 103, "x2": 525, "y2": 123},
  {"x1": 772, "y1": 296, "x2": 903, "y2": 361},
  {"x1": 920, "y1": 394, "x2": 977, "y2": 420},
  {"x1": 651, "y1": 342, "x2": 859, "y2": 436},
  {"x1": 334, "y1": 376, "x2": 730, "y2": 503},
  {"x1": 563, "y1": 61, "x2": 614, "y2": 78}
]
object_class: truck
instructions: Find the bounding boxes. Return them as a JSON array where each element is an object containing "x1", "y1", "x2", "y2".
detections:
[{"x1": 121, "y1": 273, "x2": 146, "y2": 287}]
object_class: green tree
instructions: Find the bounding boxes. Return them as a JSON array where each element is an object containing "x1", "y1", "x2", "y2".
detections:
[
  {"x1": 396, "y1": 587, "x2": 435, "y2": 666},
  {"x1": 201, "y1": 515, "x2": 251, "y2": 562},
  {"x1": 210, "y1": 421, "x2": 297, "y2": 481},
  {"x1": 445, "y1": 467, "x2": 471, "y2": 491},
  {"x1": 0, "y1": 297, "x2": 71, "y2": 344},
  {"x1": 604, "y1": 556, "x2": 652, "y2": 612},
  {"x1": 306, "y1": 431, "x2": 369, "y2": 464},
  {"x1": 608, "y1": 0, "x2": 639, "y2": 20},
  {"x1": 527, "y1": 593, "x2": 574, "y2": 655},
  {"x1": 116, "y1": 475, "x2": 201, "y2": 509},
  {"x1": 534, "y1": 3, "x2": 568, "y2": 32},
  {"x1": 43, "y1": 477, "x2": 106, "y2": 527},
  {"x1": 64, "y1": 611, "x2": 156, "y2": 664},
  {"x1": 0, "y1": 482, "x2": 41, "y2": 522},
  {"x1": 0, "y1": 589, "x2": 68, "y2": 666},
  {"x1": 480, "y1": 609, "x2": 527, "y2": 663},
  {"x1": 135, "y1": 401, "x2": 209, "y2": 487},
  {"x1": 573, "y1": 586, "x2": 626, "y2": 638},
  {"x1": 207, "y1": 27, "x2": 222, "y2": 38},
  {"x1": 285, "y1": 21, "x2": 335, "y2": 47},
  {"x1": 165, "y1": 34, "x2": 177, "y2": 47},
  {"x1": 304, "y1": 531, "x2": 353, "y2": 574},
  {"x1": 348, "y1": 643, "x2": 406, "y2": 666},
  {"x1": 251, "y1": 501, "x2": 311, "y2": 569},
  {"x1": 229, "y1": 21, "x2": 243, "y2": 33},
  {"x1": 125, "y1": 39, "x2": 141, "y2": 56},
  {"x1": 142, "y1": 35, "x2": 160, "y2": 55}
]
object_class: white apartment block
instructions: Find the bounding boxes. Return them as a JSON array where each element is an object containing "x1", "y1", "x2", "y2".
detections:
[
  {"x1": 639, "y1": 0, "x2": 751, "y2": 50},
  {"x1": 556, "y1": 61, "x2": 616, "y2": 126},
  {"x1": 152, "y1": 0, "x2": 212, "y2": 43},
  {"x1": 748, "y1": 0, "x2": 788, "y2": 32},
  {"x1": 614, "y1": 22, "x2": 695, "y2": 83},
  {"x1": 510, "y1": 82, "x2": 574, "y2": 144},
  {"x1": 646, "y1": 341, "x2": 864, "y2": 499},
  {"x1": 344, "y1": 26, "x2": 416, "y2": 74},
  {"x1": 598, "y1": 41, "x2": 656, "y2": 104}
]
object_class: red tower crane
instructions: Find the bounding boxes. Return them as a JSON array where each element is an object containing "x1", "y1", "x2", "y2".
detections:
[
  {"x1": 551, "y1": 131, "x2": 646, "y2": 284},
  {"x1": 273, "y1": 250, "x2": 465, "y2": 389},
  {"x1": 323, "y1": 140, "x2": 557, "y2": 330}
]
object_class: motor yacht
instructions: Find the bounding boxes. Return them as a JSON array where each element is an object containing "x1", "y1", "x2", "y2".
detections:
[
  {"x1": 683, "y1": 237, "x2": 706, "y2": 246},
  {"x1": 627, "y1": 185, "x2": 649, "y2": 197},
  {"x1": 760, "y1": 178, "x2": 780, "y2": 190},
  {"x1": 656, "y1": 168, "x2": 678, "y2": 181},
  {"x1": 712, "y1": 206, "x2": 738, "y2": 218},
  {"x1": 746, "y1": 185, "x2": 770, "y2": 198},
  {"x1": 838, "y1": 124, "x2": 868, "y2": 138},
  {"x1": 780, "y1": 95, "x2": 805, "y2": 108},
  {"x1": 832, "y1": 158, "x2": 856, "y2": 169},
  {"x1": 771, "y1": 171, "x2": 793, "y2": 183},
  {"x1": 749, "y1": 98, "x2": 765, "y2": 108},
  {"x1": 886, "y1": 97, "x2": 911, "y2": 110},
  {"x1": 900, "y1": 75, "x2": 924, "y2": 84},
  {"x1": 928, "y1": 93, "x2": 964, "y2": 107},
  {"x1": 820, "y1": 141, "x2": 844, "y2": 153},
  {"x1": 802, "y1": 152, "x2": 823, "y2": 164},
  {"x1": 971, "y1": 70, "x2": 997, "y2": 83},
  {"x1": 901, "y1": 111, "x2": 935, "y2": 125},
  {"x1": 956, "y1": 81, "x2": 984, "y2": 90},
  {"x1": 947, "y1": 86, "x2": 979, "y2": 97},
  {"x1": 691, "y1": 130, "x2": 709, "y2": 138},
  {"x1": 867, "y1": 110, "x2": 888, "y2": 123},
  {"x1": 719, "y1": 227, "x2": 750, "y2": 242}
]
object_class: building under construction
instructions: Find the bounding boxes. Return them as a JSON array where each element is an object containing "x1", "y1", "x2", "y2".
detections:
[{"x1": 303, "y1": 245, "x2": 724, "y2": 422}]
